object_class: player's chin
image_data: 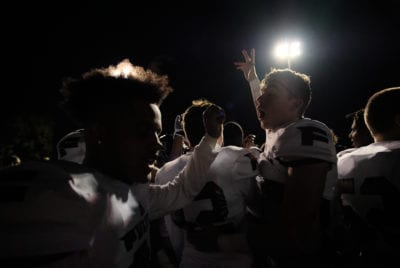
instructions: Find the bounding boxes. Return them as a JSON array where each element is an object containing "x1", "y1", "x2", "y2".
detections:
[
  {"x1": 259, "y1": 122, "x2": 266, "y2": 130},
  {"x1": 259, "y1": 119, "x2": 269, "y2": 130}
]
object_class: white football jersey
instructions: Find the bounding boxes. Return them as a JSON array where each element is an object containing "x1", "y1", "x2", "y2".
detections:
[
  {"x1": 181, "y1": 146, "x2": 260, "y2": 227},
  {"x1": 179, "y1": 146, "x2": 260, "y2": 268},
  {"x1": 155, "y1": 153, "x2": 192, "y2": 185},
  {"x1": 0, "y1": 135, "x2": 219, "y2": 267},
  {"x1": 262, "y1": 119, "x2": 336, "y2": 166},
  {"x1": 336, "y1": 147, "x2": 357, "y2": 158},
  {"x1": 259, "y1": 118, "x2": 337, "y2": 181},
  {"x1": 323, "y1": 148, "x2": 357, "y2": 201},
  {"x1": 337, "y1": 141, "x2": 400, "y2": 249},
  {"x1": 153, "y1": 152, "x2": 192, "y2": 261},
  {"x1": 0, "y1": 161, "x2": 150, "y2": 268},
  {"x1": 253, "y1": 119, "x2": 337, "y2": 218}
]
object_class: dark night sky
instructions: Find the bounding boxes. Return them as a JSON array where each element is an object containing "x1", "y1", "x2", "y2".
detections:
[{"x1": 4, "y1": 0, "x2": 400, "y2": 148}]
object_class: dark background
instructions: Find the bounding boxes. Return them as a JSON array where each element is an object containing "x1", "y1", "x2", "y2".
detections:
[{"x1": 2, "y1": 0, "x2": 400, "y2": 157}]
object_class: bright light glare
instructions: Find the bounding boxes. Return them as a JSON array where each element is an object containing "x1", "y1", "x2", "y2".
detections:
[
  {"x1": 274, "y1": 41, "x2": 301, "y2": 59},
  {"x1": 110, "y1": 59, "x2": 137, "y2": 78},
  {"x1": 289, "y1": 42, "x2": 301, "y2": 57},
  {"x1": 275, "y1": 43, "x2": 289, "y2": 59}
]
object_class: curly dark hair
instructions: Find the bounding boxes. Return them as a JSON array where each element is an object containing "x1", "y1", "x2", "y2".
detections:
[{"x1": 59, "y1": 59, "x2": 173, "y2": 126}]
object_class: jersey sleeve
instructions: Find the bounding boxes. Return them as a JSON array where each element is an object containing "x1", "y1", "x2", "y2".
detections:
[
  {"x1": 232, "y1": 147, "x2": 260, "y2": 180},
  {"x1": 209, "y1": 146, "x2": 260, "y2": 182},
  {"x1": 273, "y1": 120, "x2": 337, "y2": 164},
  {"x1": 147, "y1": 135, "x2": 219, "y2": 220},
  {"x1": 232, "y1": 147, "x2": 261, "y2": 204},
  {"x1": 208, "y1": 146, "x2": 260, "y2": 205},
  {"x1": 249, "y1": 78, "x2": 262, "y2": 109},
  {"x1": 154, "y1": 155, "x2": 189, "y2": 185}
]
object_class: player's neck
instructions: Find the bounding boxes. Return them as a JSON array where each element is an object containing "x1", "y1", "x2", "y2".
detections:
[
  {"x1": 373, "y1": 132, "x2": 400, "y2": 142},
  {"x1": 271, "y1": 117, "x2": 301, "y2": 131}
]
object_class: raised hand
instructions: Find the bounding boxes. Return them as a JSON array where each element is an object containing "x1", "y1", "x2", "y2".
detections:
[
  {"x1": 234, "y1": 49, "x2": 258, "y2": 82},
  {"x1": 173, "y1": 114, "x2": 184, "y2": 137},
  {"x1": 203, "y1": 105, "x2": 225, "y2": 139}
]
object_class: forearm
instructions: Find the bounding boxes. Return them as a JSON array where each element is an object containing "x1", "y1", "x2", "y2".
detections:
[
  {"x1": 249, "y1": 78, "x2": 261, "y2": 109},
  {"x1": 148, "y1": 135, "x2": 219, "y2": 219},
  {"x1": 168, "y1": 135, "x2": 185, "y2": 161}
]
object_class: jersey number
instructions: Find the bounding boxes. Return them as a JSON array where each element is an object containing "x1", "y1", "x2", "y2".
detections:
[
  {"x1": 297, "y1": 126, "x2": 328, "y2": 146},
  {"x1": 172, "y1": 181, "x2": 228, "y2": 228}
]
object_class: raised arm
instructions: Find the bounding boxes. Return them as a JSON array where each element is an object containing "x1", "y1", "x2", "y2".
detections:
[
  {"x1": 147, "y1": 105, "x2": 225, "y2": 220},
  {"x1": 234, "y1": 49, "x2": 261, "y2": 107},
  {"x1": 168, "y1": 114, "x2": 186, "y2": 161}
]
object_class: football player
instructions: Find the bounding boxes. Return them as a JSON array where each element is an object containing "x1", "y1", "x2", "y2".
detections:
[
  {"x1": 337, "y1": 108, "x2": 374, "y2": 158},
  {"x1": 335, "y1": 87, "x2": 400, "y2": 267},
  {"x1": 235, "y1": 49, "x2": 337, "y2": 267},
  {"x1": 155, "y1": 99, "x2": 214, "y2": 264},
  {"x1": 156, "y1": 103, "x2": 260, "y2": 268},
  {"x1": 0, "y1": 59, "x2": 224, "y2": 267}
]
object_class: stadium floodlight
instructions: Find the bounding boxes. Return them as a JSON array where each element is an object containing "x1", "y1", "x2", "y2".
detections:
[{"x1": 274, "y1": 41, "x2": 301, "y2": 69}]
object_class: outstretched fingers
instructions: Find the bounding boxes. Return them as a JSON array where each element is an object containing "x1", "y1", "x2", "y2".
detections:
[
  {"x1": 234, "y1": 61, "x2": 247, "y2": 70},
  {"x1": 241, "y1": 49, "x2": 251, "y2": 62}
]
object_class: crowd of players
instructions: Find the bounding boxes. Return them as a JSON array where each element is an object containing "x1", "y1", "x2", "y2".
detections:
[{"x1": 0, "y1": 49, "x2": 399, "y2": 268}]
